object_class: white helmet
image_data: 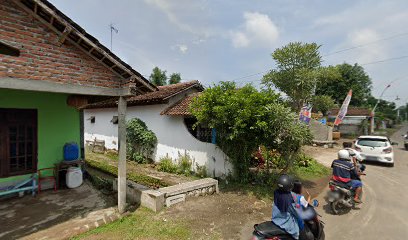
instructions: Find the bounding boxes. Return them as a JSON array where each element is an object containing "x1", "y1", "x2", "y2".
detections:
[{"x1": 338, "y1": 149, "x2": 350, "y2": 160}]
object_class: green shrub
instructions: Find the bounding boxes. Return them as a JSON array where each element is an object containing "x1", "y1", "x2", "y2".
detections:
[
  {"x1": 295, "y1": 153, "x2": 314, "y2": 167},
  {"x1": 157, "y1": 157, "x2": 178, "y2": 174},
  {"x1": 292, "y1": 156, "x2": 330, "y2": 180},
  {"x1": 195, "y1": 164, "x2": 207, "y2": 178},
  {"x1": 127, "y1": 118, "x2": 157, "y2": 164},
  {"x1": 261, "y1": 147, "x2": 286, "y2": 169},
  {"x1": 177, "y1": 154, "x2": 193, "y2": 176},
  {"x1": 85, "y1": 159, "x2": 168, "y2": 189}
]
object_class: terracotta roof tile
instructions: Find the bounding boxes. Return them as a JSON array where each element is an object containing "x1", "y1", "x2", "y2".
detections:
[
  {"x1": 84, "y1": 81, "x2": 203, "y2": 109},
  {"x1": 329, "y1": 107, "x2": 371, "y2": 116},
  {"x1": 161, "y1": 93, "x2": 201, "y2": 116}
]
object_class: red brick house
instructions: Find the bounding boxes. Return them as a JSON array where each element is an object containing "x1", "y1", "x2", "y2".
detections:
[{"x1": 0, "y1": 0, "x2": 156, "y2": 212}]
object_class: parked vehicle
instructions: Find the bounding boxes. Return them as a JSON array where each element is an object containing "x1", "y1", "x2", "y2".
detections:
[
  {"x1": 354, "y1": 135, "x2": 397, "y2": 167},
  {"x1": 252, "y1": 204, "x2": 325, "y2": 240},
  {"x1": 327, "y1": 180, "x2": 363, "y2": 215}
]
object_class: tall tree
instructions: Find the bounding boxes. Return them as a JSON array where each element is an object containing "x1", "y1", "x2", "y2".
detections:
[
  {"x1": 169, "y1": 73, "x2": 181, "y2": 84},
  {"x1": 262, "y1": 42, "x2": 340, "y2": 111},
  {"x1": 149, "y1": 67, "x2": 167, "y2": 86},
  {"x1": 190, "y1": 82, "x2": 312, "y2": 181},
  {"x1": 316, "y1": 63, "x2": 372, "y2": 106},
  {"x1": 312, "y1": 95, "x2": 336, "y2": 116}
]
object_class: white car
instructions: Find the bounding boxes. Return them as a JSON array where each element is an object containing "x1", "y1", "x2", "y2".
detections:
[{"x1": 354, "y1": 136, "x2": 397, "y2": 167}]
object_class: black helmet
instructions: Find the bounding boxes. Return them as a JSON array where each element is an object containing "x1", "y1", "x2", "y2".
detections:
[{"x1": 277, "y1": 174, "x2": 293, "y2": 192}]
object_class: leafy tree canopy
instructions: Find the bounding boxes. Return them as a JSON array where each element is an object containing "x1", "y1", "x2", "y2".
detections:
[
  {"x1": 316, "y1": 63, "x2": 372, "y2": 106},
  {"x1": 169, "y1": 73, "x2": 181, "y2": 84},
  {"x1": 312, "y1": 95, "x2": 336, "y2": 116},
  {"x1": 149, "y1": 67, "x2": 167, "y2": 86},
  {"x1": 190, "y1": 82, "x2": 312, "y2": 181},
  {"x1": 262, "y1": 42, "x2": 340, "y2": 112},
  {"x1": 364, "y1": 96, "x2": 397, "y2": 121}
]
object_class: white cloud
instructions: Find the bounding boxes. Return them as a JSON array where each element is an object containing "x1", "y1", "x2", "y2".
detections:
[
  {"x1": 230, "y1": 12, "x2": 279, "y2": 48},
  {"x1": 144, "y1": 0, "x2": 214, "y2": 39},
  {"x1": 177, "y1": 44, "x2": 188, "y2": 54},
  {"x1": 231, "y1": 31, "x2": 250, "y2": 48},
  {"x1": 349, "y1": 29, "x2": 386, "y2": 62}
]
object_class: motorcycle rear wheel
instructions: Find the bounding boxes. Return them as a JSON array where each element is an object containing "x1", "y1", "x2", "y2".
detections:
[
  {"x1": 331, "y1": 200, "x2": 352, "y2": 215},
  {"x1": 330, "y1": 201, "x2": 340, "y2": 215}
]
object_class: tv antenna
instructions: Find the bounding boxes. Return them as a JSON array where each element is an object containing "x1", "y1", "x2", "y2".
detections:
[{"x1": 109, "y1": 23, "x2": 119, "y2": 51}]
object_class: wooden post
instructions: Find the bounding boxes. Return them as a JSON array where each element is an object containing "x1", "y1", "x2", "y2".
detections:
[{"x1": 118, "y1": 96, "x2": 127, "y2": 213}]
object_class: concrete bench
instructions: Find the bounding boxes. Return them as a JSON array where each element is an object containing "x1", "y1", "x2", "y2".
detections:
[{"x1": 113, "y1": 178, "x2": 218, "y2": 212}]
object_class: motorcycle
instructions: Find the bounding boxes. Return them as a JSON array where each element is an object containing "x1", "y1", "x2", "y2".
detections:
[
  {"x1": 251, "y1": 202, "x2": 325, "y2": 240},
  {"x1": 327, "y1": 180, "x2": 363, "y2": 215},
  {"x1": 404, "y1": 136, "x2": 408, "y2": 150}
]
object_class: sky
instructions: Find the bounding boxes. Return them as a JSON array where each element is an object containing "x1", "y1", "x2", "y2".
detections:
[{"x1": 49, "y1": 0, "x2": 408, "y2": 106}]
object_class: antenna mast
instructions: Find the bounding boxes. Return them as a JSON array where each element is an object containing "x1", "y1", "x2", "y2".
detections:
[{"x1": 110, "y1": 23, "x2": 119, "y2": 51}]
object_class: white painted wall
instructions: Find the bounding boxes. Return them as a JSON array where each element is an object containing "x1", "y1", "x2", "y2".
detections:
[{"x1": 84, "y1": 93, "x2": 232, "y2": 178}]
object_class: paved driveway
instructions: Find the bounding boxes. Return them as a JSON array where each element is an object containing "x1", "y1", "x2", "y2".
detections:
[
  {"x1": 317, "y1": 125, "x2": 408, "y2": 239},
  {"x1": 0, "y1": 182, "x2": 116, "y2": 240}
]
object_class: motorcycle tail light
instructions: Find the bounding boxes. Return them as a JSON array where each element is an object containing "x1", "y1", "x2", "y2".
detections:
[
  {"x1": 355, "y1": 146, "x2": 362, "y2": 152},
  {"x1": 382, "y1": 147, "x2": 392, "y2": 154},
  {"x1": 329, "y1": 185, "x2": 335, "y2": 191}
]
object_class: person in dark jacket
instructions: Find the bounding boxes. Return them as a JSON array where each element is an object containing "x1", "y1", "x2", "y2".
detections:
[{"x1": 331, "y1": 149, "x2": 363, "y2": 203}]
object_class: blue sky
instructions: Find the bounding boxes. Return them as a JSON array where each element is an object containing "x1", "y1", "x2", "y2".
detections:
[{"x1": 49, "y1": 0, "x2": 408, "y2": 106}]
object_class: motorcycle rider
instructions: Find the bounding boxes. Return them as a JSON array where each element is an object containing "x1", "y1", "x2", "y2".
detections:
[
  {"x1": 343, "y1": 142, "x2": 365, "y2": 174},
  {"x1": 272, "y1": 175, "x2": 313, "y2": 240},
  {"x1": 331, "y1": 150, "x2": 363, "y2": 203}
]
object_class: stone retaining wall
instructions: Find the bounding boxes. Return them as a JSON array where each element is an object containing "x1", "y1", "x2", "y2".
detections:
[{"x1": 113, "y1": 178, "x2": 218, "y2": 212}]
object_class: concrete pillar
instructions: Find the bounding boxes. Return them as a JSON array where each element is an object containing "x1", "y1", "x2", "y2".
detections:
[
  {"x1": 118, "y1": 96, "x2": 127, "y2": 213},
  {"x1": 370, "y1": 112, "x2": 375, "y2": 135}
]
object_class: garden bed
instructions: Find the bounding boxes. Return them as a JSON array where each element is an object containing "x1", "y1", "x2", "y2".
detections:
[{"x1": 85, "y1": 151, "x2": 196, "y2": 187}]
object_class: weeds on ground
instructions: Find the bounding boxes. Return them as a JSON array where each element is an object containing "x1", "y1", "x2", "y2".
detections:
[
  {"x1": 85, "y1": 159, "x2": 168, "y2": 188},
  {"x1": 157, "y1": 154, "x2": 201, "y2": 177},
  {"x1": 71, "y1": 207, "x2": 191, "y2": 240},
  {"x1": 291, "y1": 156, "x2": 330, "y2": 180},
  {"x1": 177, "y1": 154, "x2": 192, "y2": 176},
  {"x1": 157, "y1": 157, "x2": 178, "y2": 174}
]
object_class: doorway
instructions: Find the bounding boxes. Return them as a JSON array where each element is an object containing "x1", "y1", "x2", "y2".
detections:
[{"x1": 0, "y1": 109, "x2": 37, "y2": 178}]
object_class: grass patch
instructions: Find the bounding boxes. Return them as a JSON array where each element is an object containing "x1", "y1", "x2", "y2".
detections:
[
  {"x1": 72, "y1": 207, "x2": 191, "y2": 240},
  {"x1": 85, "y1": 158, "x2": 168, "y2": 189},
  {"x1": 291, "y1": 158, "x2": 330, "y2": 180}
]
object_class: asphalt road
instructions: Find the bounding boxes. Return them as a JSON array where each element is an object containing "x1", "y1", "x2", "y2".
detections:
[{"x1": 317, "y1": 125, "x2": 408, "y2": 239}]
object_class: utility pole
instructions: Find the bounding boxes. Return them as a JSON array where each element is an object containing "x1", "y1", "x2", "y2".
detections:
[
  {"x1": 110, "y1": 23, "x2": 119, "y2": 51},
  {"x1": 370, "y1": 84, "x2": 391, "y2": 134}
]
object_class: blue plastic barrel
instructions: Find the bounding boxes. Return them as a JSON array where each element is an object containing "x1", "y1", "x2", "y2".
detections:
[{"x1": 63, "y1": 142, "x2": 79, "y2": 161}]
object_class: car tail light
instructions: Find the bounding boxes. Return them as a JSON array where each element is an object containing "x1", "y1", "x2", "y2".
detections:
[
  {"x1": 355, "y1": 146, "x2": 362, "y2": 152},
  {"x1": 383, "y1": 147, "x2": 392, "y2": 154}
]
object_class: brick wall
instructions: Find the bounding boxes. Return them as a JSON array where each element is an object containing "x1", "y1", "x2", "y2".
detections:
[{"x1": 0, "y1": 0, "x2": 122, "y2": 88}]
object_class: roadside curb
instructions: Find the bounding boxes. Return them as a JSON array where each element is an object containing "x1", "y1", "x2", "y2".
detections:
[{"x1": 75, "y1": 209, "x2": 125, "y2": 237}]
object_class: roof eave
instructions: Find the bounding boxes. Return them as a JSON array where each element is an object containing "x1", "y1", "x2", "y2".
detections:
[{"x1": 15, "y1": 0, "x2": 157, "y2": 93}]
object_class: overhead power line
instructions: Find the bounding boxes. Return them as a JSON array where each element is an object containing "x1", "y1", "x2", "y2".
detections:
[
  {"x1": 231, "y1": 54, "x2": 408, "y2": 85},
  {"x1": 323, "y1": 31, "x2": 408, "y2": 57}
]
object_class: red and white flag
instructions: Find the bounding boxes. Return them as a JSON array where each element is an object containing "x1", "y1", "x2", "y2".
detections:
[{"x1": 334, "y1": 90, "x2": 352, "y2": 126}]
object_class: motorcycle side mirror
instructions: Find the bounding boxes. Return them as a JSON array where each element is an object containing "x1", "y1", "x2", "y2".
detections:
[{"x1": 312, "y1": 199, "x2": 319, "y2": 207}]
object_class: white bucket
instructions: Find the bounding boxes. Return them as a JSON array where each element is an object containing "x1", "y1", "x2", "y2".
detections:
[{"x1": 66, "y1": 167, "x2": 83, "y2": 188}]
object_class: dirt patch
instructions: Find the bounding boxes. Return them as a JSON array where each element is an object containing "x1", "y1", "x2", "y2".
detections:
[{"x1": 155, "y1": 175, "x2": 329, "y2": 240}]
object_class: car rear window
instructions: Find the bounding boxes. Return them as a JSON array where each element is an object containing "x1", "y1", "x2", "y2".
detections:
[{"x1": 357, "y1": 138, "x2": 388, "y2": 147}]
